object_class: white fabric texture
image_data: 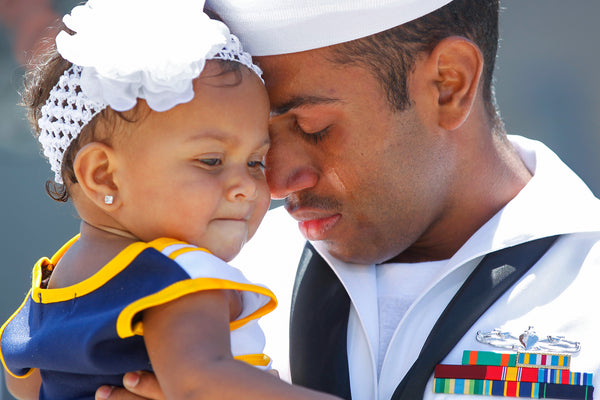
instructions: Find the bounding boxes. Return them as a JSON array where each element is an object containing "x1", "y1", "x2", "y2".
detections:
[
  {"x1": 205, "y1": 0, "x2": 453, "y2": 56},
  {"x1": 38, "y1": 65, "x2": 106, "y2": 184},
  {"x1": 58, "y1": 0, "x2": 231, "y2": 112},
  {"x1": 39, "y1": 0, "x2": 263, "y2": 183},
  {"x1": 161, "y1": 244, "x2": 274, "y2": 369},
  {"x1": 162, "y1": 244, "x2": 274, "y2": 322},
  {"x1": 232, "y1": 135, "x2": 600, "y2": 398},
  {"x1": 375, "y1": 259, "x2": 449, "y2": 375}
]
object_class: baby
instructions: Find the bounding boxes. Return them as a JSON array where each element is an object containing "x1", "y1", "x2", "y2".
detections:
[{"x1": 0, "y1": 1, "x2": 340, "y2": 400}]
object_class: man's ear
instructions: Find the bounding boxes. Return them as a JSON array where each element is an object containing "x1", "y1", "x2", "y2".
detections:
[
  {"x1": 430, "y1": 36, "x2": 483, "y2": 131},
  {"x1": 73, "y1": 142, "x2": 120, "y2": 211}
]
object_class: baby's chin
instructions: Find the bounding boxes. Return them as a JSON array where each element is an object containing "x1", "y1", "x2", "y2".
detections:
[
  {"x1": 204, "y1": 236, "x2": 247, "y2": 263},
  {"x1": 211, "y1": 243, "x2": 244, "y2": 263}
]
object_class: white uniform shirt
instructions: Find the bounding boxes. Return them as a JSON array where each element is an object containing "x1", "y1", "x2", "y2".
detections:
[
  {"x1": 231, "y1": 135, "x2": 600, "y2": 399},
  {"x1": 375, "y1": 259, "x2": 449, "y2": 376}
]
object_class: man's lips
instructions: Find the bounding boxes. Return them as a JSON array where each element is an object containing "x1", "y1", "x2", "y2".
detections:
[{"x1": 296, "y1": 214, "x2": 341, "y2": 241}]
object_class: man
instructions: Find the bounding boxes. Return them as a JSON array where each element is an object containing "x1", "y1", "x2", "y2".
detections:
[{"x1": 99, "y1": 0, "x2": 600, "y2": 399}]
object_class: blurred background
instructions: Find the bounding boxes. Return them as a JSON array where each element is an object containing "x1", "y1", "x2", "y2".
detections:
[{"x1": 0, "y1": 1, "x2": 598, "y2": 398}]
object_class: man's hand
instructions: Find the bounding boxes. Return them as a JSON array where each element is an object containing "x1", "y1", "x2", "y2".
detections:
[
  {"x1": 95, "y1": 371, "x2": 164, "y2": 400},
  {"x1": 95, "y1": 369, "x2": 280, "y2": 400}
]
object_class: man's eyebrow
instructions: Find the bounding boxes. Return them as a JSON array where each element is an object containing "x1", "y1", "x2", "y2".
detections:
[{"x1": 271, "y1": 95, "x2": 342, "y2": 116}]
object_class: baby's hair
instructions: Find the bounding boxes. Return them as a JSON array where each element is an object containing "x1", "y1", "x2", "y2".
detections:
[
  {"x1": 22, "y1": 24, "x2": 245, "y2": 202},
  {"x1": 21, "y1": 37, "x2": 134, "y2": 202}
]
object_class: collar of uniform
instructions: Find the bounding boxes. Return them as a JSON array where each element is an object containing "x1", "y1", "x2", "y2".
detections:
[
  {"x1": 310, "y1": 134, "x2": 600, "y2": 356},
  {"x1": 448, "y1": 134, "x2": 600, "y2": 270}
]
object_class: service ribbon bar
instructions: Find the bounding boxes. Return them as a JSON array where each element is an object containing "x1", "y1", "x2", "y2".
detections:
[
  {"x1": 517, "y1": 352, "x2": 571, "y2": 370},
  {"x1": 463, "y1": 350, "x2": 517, "y2": 367},
  {"x1": 433, "y1": 378, "x2": 594, "y2": 399},
  {"x1": 435, "y1": 365, "x2": 593, "y2": 386},
  {"x1": 443, "y1": 351, "x2": 594, "y2": 398}
]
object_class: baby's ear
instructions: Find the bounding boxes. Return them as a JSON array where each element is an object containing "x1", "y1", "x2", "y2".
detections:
[{"x1": 73, "y1": 142, "x2": 120, "y2": 211}]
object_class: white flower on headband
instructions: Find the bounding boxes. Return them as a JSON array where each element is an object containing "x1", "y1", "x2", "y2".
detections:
[{"x1": 57, "y1": 0, "x2": 230, "y2": 112}]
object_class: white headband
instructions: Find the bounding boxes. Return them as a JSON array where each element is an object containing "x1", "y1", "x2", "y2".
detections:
[
  {"x1": 39, "y1": 0, "x2": 262, "y2": 184},
  {"x1": 205, "y1": 0, "x2": 454, "y2": 56}
]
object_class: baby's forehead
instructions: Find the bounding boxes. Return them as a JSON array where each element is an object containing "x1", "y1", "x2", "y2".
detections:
[
  {"x1": 194, "y1": 60, "x2": 264, "y2": 90},
  {"x1": 115, "y1": 87, "x2": 268, "y2": 143}
]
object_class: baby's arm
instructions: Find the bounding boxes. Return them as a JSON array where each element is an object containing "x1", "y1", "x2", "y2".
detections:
[
  {"x1": 142, "y1": 289, "x2": 340, "y2": 400},
  {"x1": 4, "y1": 368, "x2": 42, "y2": 400}
]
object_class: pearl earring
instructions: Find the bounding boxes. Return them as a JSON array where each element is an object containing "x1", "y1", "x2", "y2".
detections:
[{"x1": 104, "y1": 195, "x2": 114, "y2": 205}]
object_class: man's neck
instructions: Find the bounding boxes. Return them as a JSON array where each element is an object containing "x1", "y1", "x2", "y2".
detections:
[{"x1": 388, "y1": 133, "x2": 532, "y2": 264}]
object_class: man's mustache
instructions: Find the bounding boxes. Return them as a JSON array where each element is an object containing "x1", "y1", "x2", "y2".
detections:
[{"x1": 284, "y1": 192, "x2": 342, "y2": 213}]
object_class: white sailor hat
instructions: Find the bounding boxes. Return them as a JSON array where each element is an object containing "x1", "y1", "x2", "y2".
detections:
[{"x1": 205, "y1": 0, "x2": 454, "y2": 56}]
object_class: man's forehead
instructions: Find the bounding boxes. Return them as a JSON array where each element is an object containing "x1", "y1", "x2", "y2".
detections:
[
  {"x1": 256, "y1": 52, "x2": 348, "y2": 116},
  {"x1": 205, "y1": 0, "x2": 453, "y2": 56}
]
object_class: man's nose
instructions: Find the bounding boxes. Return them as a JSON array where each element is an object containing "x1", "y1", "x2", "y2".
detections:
[{"x1": 265, "y1": 137, "x2": 318, "y2": 200}]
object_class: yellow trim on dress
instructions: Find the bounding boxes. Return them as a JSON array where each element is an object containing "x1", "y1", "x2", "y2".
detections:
[
  {"x1": 116, "y1": 278, "x2": 277, "y2": 338},
  {"x1": 0, "y1": 290, "x2": 38, "y2": 379},
  {"x1": 50, "y1": 234, "x2": 80, "y2": 265},
  {"x1": 234, "y1": 353, "x2": 271, "y2": 367},
  {"x1": 1, "y1": 236, "x2": 189, "y2": 377},
  {"x1": 167, "y1": 246, "x2": 211, "y2": 260},
  {"x1": 3, "y1": 235, "x2": 277, "y2": 374},
  {"x1": 31, "y1": 237, "x2": 188, "y2": 303}
]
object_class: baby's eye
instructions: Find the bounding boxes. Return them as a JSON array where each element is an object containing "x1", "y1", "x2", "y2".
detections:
[
  {"x1": 247, "y1": 160, "x2": 265, "y2": 169},
  {"x1": 200, "y1": 158, "x2": 222, "y2": 167}
]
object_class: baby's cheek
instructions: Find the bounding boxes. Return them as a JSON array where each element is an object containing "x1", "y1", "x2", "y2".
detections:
[{"x1": 249, "y1": 197, "x2": 270, "y2": 238}]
